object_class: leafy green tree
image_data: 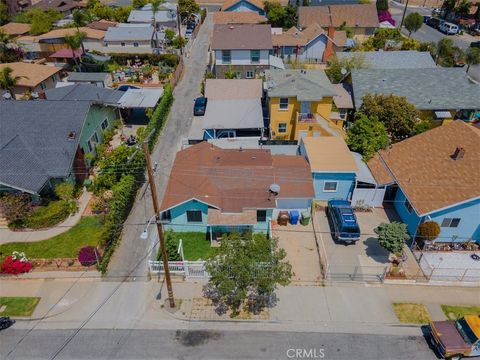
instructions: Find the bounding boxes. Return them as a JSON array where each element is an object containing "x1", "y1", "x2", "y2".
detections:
[
  {"x1": 359, "y1": 94, "x2": 418, "y2": 142},
  {"x1": 203, "y1": 233, "x2": 292, "y2": 316},
  {"x1": 419, "y1": 41, "x2": 437, "y2": 58},
  {"x1": 0, "y1": 1, "x2": 9, "y2": 25},
  {"x1": 404, "y1": 12, "x2": 423, "y2": 37},
  {"x1": 0, "y1": 193, "x2": 32, "y2": 227},
  {"x1": 325, "y1": 54, "x2": 367, "y2": 83},
  {"x1": 133, "y1": 0, "x2": 148, "y2": 8},
  {"x1": 346, "y1": 113, "x2": 389, "y2": 161},
  {"x1": 376, "y1": 0, "x2": 388, "y2": 11},
  {"x1": 72, "y1": 10, "x2": 87, "y2": 55},
  {"x1": 455, "y1": 0, "x2": 471, "y2": 18},
  {"x1": 178, "y1": 0, "x2": 200, "y2": 19},
  {"x1": 30, "y1": 12, "x2": 54, "y2": 35},
  {"x1": 360, "y1": 28, "x2": 402, "y2": 50},
  {"x1": 338, "y1": 21, "x2": 353, "y2": 38},
  {"x1": 465, "y1": 47, "x2": 480, "y2": 72},
  {"x1": 165, "y1": 28, "x2": 175, "y2": 44},
  {"x1": 442, "y1": 0, "x2": 456, "y2": 19},
  {"x1": 265, "y1": 1, "x2": 296, "y2": 29},
  {"x1": 64, "y1": 32, "x2": 85, "y2": 70},
  {"x1": 164, "y1": 231, "x2": 182, "y2": 261},
  {"x1": 172, "y1": 35, "x2": 186, "y2": 49},
  {"x1": 401, "y1": 37, "x2": 420, "y2": 50},
  {"x1": 412, "y1": 118, "x2": 433, "y2": 135},
  {"x1": 374, "y1": 222, "x2": 410, "y2": 256},
  {"x1": 14, "y1": 8, "x2": 62, "y2": 35}
]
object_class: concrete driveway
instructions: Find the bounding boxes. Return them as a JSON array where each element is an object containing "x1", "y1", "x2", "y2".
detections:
[
  {"x1": 315, "y1": 207, "x2": 394, "y2": 280},
  {"x1": 273, "y1": 222, "x2": 322, "y2": 285}
]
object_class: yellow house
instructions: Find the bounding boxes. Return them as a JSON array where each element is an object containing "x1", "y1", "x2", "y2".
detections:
[{"x1": 265, "y1": 69, "x2": 342, "y2": 140}]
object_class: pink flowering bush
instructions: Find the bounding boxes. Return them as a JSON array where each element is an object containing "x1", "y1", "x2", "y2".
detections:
[{"x1": 1, "y1": 252, "x2": 33, "y2": 274}]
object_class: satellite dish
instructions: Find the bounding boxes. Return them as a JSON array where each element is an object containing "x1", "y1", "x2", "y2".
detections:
[
  {"x1": 340, "y1": 68, "x2": 347, "y2": 75},
  {"x1": 269, "y1": 184, "x2": 280, "y2": 194},
  {"x1": 2, "y1": 92, "x2": 12, "y2": 100}
]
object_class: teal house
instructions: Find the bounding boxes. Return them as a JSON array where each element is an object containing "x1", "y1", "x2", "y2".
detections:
[
  {"x1": 0, "y1": 99, "x2": 118, "y2": 196},
  {"x1": 160, "y1": 142, "x2": 314, "y2": 242},
  {"x1": 368, "y1": 121, "x2": 480, "y2": 244}
]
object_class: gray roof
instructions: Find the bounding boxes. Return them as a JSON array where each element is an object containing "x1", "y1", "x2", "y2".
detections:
[
  {"x1": 104, "y1": 24, "x2": 154, "y2": 42},
  {"x1": 68, "y1": 72, "x2": 111, "y2": 82},
  {"x1": 350, "y1": 68, "x2": 480, "y2": 110},
  {"x1": 212, "y1": 24, "x2": 272, "y2": 50},
  {"x1": 0, "y1": 101, "x2": 91, "y2": 194},
  {"x1": 337, "y1": 51, "x2": 436, "y2": 69},
  {"x1": 127, "y1": 9, "x2": 177, "y2": 23},
  {"x1": 264, "y1": 69, "x2": 336, "y2": 101},
  {"x1": 202, "y1": 99, "x2": 264, "y2": 130},
  {"x1": 44, "y1": 84, "x2": 123, "y2": 105},
  {"x1": 117, "y1": 88, "x2": 164, "y2": 108}
]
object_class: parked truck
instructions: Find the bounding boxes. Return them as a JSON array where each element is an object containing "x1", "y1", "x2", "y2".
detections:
[{"x1": 428, "y1": 315, "x2": 480, "y2": 360}]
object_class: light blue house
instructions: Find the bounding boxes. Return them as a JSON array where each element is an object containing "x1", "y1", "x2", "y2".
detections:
[
  {"x1": 300, "y1": 136, "x2": 386, "y2": 207},
  {"x1": 220, "y1": 0, "x2": 266, "y2": 16},
  {"x1": 368, "y1": 121, "x2": 480, "y2": 243},
  {"x1": 159, "y1": 142, "x2": 314, "y2": 242}
]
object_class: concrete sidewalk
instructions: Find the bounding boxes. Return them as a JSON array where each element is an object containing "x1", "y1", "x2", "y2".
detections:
[
  {"x1": 2, "y1": 278, "x2": 479, "y2": 335},
  {"x1": 0, "y1": 190, "x2": 92, "y2": 245}
]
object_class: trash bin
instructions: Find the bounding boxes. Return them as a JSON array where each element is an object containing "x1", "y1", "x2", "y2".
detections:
[
  {"x1": 277, "y1": 211, "x2": 289, "y2": 226},
  {"x1": 300, "y1": 211, "x2": 311, "y2": 226},
  {"x1": 289, "y1": 210, "x2": 299, "y2": 225}
]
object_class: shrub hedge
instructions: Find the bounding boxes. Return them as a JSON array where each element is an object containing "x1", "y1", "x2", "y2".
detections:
[
  {"x1": 24, "y1": 200, "x2": 76, "y2": 229},
  {"x1": 95, "y1": 84, "x2": 174, "y2": 274}
]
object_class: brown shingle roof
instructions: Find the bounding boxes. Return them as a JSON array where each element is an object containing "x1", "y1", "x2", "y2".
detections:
[
  {"x1": 0, "y1": 22, "x2": 31, "y2": 36},
  {"x1": 0, "y1": 62, "x2": 61, "y2": 87},
  {"x1": 272, "y1": 23, "x2": 325, "y2": 47},
  {"x1": 160, "y1": 142, "x2": 314, "y2": 213},
  {"x1": 367, "y1": 121, "x2": 480, "y2": 215},
  {"x1": 298, "y1": 4, "x2": 378, "y2": 29},
  {"x1": 87, "y1": 20, "x2": 117, "y2": 31},
  {"x1": 221, "y1": 0, "x2": 265, "y2": 11},
  {"x1": 17, "y1": 27, "x2": 105, "y2": 42},
  {"x1": 213, "y1": 11, "x2": 267, "y2": 24},
  {"x1": 211, "y1": 24, "x2": 272, "y2": 50}
]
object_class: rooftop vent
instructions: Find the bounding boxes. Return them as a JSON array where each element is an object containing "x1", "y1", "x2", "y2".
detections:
[
  {"x1": 451, "y1": 147, "x2": 465, "y2": 161},
  {"x1": 67, "y1": 131, "x2": 76, "y2": 140}
]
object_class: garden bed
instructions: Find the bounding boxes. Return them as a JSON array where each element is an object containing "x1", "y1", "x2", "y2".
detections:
[{"x1": 0, "y1": 216, "x2": 103, "y2": 262}]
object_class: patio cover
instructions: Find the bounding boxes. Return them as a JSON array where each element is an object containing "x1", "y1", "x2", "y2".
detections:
[
  {"x1": 202, "y1": 99, "x2": 264, "y2": 130},
  {"x1": 50, "y1": 48, "x2": 83, "y2": 58},
  {"x1": 117, "y1": 88, "x2": 163, "y2": 108},
  {"x1": 207, "y1": 208, "x2": 257, "y2": 225}
]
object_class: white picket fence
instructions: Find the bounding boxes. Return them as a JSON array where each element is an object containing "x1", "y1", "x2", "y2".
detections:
[{"x1": 148, "y1": 260, "x2": 209, "y2": 280}]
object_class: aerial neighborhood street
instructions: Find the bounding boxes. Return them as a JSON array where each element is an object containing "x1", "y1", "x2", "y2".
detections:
[{"x1": 0, "y1": 0, "x2": 479, "y2": 359}]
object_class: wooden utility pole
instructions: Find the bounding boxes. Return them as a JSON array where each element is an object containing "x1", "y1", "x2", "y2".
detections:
[
  {"x1": 142, "y1": 142, "x2": 175, "y2": 308},
  {"x1": 176, "y1": 5, "x2": 183, "y2": 56}
]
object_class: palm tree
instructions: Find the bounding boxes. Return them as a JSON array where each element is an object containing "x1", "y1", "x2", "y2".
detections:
[
  {"x1": 0, "y1": 66, "x2": 23, "y2": 98},
  {"x1": 64, "y1": 33, "x2": 84, "y2": 71},
  {"x1": 72, "y1": 10, "x2": 86, "y2": 55}
]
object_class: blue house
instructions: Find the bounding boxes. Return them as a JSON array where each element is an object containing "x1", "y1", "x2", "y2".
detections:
[
  {"x1": 159, "y1": 142, "x2": 314, "y2": 242},
  {"x1": 220, "y1": 0, "x2": 266, "y2": 16},
  {"x1": 300, "y1": 136, "x2": 387, "y2": 206},
  {"x1": 368, "y1": 121, "x2": 480, "y2": 243}
]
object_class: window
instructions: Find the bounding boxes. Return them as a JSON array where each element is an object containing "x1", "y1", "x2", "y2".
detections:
[
  {"x1": 323, "y1": 181, "x2": 338, "y2": 192},
  {"x1": 278, "y1": 123, "x2": 287, "y2": 133},
  {"x1": 404, "y1": 198, "x2": 413, "y2": 213},
  {"x1": 161, "y1": 210, "x2": 171, "y2": 222},
  {"x1": 133, "y1": 42, "x2": 139, "y2": 47},
  {"x1": 101, "y1": 118, "x2": 109, "y2": 130},
  {"x1": 279, "y1": 97, "x2": 289, "y2": 110},
  {"x1": 222, "y1": 50, "x2": 231, "y2": 64},
  {"x1": 52, "y1": 74, "x2": 58, "y2": 82},
  {"x1": 92, "y1": 132, "x2": 99, "y2": 143},
  {"x1": 87, "y1": 140, "x2": 93, "y2": 152},
  {"x1": 441, "y1": 218, "x2": 461, "y2": 228},
  {"x1": 186, "y1": 210, "x2": 202, "y2": 223},
  {"x1": 40, "y1": 81, "x2": 47, "y2": 90},
  {"x1": 250, "y1": 50, "x2": 260, "y2": 63},
  {"x1": 121, "y1": 42, "x2": 125, "y2": 47},
  {"x1": 257, "y1": 210, "x2": 267, "y2": 222},
  {"x1": 245, "y1": 70, "x2": 254, "y2": 79}
]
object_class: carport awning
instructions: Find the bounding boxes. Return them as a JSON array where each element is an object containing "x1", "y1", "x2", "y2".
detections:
[
  {"x1": 117, "y1": 88, "x2": 163, "y2": 108},
  {"x1": 435, "y1": 111, "x2": 452, "y2": 119}
]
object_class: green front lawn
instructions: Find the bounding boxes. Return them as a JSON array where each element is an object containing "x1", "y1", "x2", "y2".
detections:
[
  {"x1": 441, "y1": 305, "x2": 480, "y2": 320},
  {"x1": 393, "y1": 303, "x2": 431, "y2": 324},
  {"x1": 159, "y1": 232, "x2": 215, "y2": 261},
  {"x1": 0, "y1": 297, "x2": 40, "y2": 317},
  {"x1": 0, "y1": 216, "x2": 103, "y2": 261}
]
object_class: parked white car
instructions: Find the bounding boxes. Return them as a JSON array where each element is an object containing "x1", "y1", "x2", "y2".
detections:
[{"x1": 439, "y1": 22, "x2": 459, "y2": 35}]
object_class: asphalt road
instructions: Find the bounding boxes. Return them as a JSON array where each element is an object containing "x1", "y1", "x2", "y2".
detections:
[
  {"x1": 1, "y1": 329, "x2": 438, "y2": 360},
  {"x1": 389, "y1": 2, "x2": 480, "y2": 81},
  {"x1": 105, "y1": 15, "x2": 213, "y2": 280}
]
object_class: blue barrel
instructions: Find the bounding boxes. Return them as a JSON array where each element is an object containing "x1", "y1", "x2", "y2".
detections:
[{"x1": 289, "y1": 210, "x2": 299, "y2": 225}]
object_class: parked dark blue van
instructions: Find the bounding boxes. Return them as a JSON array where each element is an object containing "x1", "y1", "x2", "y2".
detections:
[{"x1": 327, "y1": 200, "x2": 361, "y2": 244}]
